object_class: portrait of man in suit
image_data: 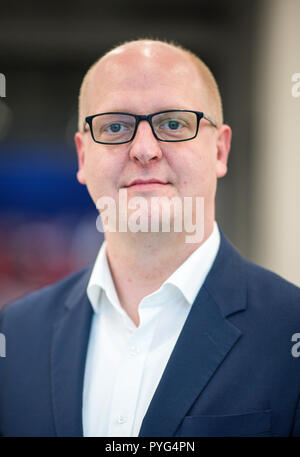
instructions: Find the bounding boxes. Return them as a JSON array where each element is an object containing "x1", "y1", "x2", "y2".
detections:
[{"x1": 1, "y1": 38, "x2": 300, "y2": 437}]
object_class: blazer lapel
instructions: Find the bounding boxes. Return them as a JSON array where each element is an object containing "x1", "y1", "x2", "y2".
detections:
[
  {"x1": 139, "y1": 232, "x2": 247, "y2": 437},
  {"x1": 51, "y1": 267, "x2": 93, "y2": 437}
]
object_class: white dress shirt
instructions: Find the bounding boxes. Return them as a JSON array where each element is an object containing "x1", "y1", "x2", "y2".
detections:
[{"x1": 82, "y1": 222, "x2": 220, "y2": 437}]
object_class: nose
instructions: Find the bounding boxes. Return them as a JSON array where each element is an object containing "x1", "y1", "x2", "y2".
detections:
[{"x1": 129, "y1": 120, "x2": 163, "y2": 165}]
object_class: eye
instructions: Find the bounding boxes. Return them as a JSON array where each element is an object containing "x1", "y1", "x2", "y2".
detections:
[
  {"x1": 161, "y1": 120, "x2": 182, "y2": 130},
  {"x1": 106, "y1": 123, "x2": 126, "y2": 133}
]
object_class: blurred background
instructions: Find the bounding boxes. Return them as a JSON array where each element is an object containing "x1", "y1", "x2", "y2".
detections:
[{"x1": 0, "y1": 0, "x2": 299, "y2": 309}]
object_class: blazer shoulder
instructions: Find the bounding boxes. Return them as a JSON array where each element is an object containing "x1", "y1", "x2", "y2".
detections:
[
  {"x1": 241, "y1": 255, "x2": 300, "y2": 320},
  {"x1": 216, "y1": 232, "x2": 300, "y2": 320},
  {"x1": 221, "y1": 232, "x2": 300, "y2": 295},
  {"x1": 244, "y1": 256, "x2": 300, "y2": 294},
  {"x1": 0, "y1": 265, "x2": 92, "y2": 326}
]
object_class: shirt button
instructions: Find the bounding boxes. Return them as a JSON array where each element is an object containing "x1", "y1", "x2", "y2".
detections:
[{"x1": 116, "y1": 415, "x2": 127, "y2": 424}]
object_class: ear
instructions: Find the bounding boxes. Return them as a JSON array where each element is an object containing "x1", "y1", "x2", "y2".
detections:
[
  {"x1": 215, "y1": 124, "x2": 232, "y2": 178},
  {"x1": 74, "y1": 132, "x2": 87, "y2": 185}
]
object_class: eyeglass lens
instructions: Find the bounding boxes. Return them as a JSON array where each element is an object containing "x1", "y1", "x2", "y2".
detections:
[{"x1": 91, "y1": 111, "x2": 198, "y2": 143}]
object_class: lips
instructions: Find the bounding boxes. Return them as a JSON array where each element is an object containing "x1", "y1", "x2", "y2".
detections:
[{"x1": 126, "y1": 179, "x2": 168, "y2": 187}]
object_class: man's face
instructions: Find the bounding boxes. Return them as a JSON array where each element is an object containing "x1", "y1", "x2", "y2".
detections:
[{"x1": 75, "y1": 43, "x2": 231, "y2": 234}]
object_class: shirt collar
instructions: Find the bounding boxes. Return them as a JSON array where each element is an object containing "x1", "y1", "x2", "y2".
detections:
[
  {"x1": 87, "y1": 222, "x2": 220, "y2": 313},
  {"x1": 87, "y1": 240, "x2": 121, "y2": 314},
  {"x1": 164, "y1": 221, "x2": 220, "y2": 304}
]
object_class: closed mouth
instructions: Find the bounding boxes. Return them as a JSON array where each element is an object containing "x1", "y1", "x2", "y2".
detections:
[{"x1": 126, "y1": 179, "x2": 168, "y2": 187}]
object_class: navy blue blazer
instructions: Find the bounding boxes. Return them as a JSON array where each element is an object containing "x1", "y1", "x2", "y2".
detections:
[{"x1": 1, "y1": 231, "x2": 300, "y2": 437}]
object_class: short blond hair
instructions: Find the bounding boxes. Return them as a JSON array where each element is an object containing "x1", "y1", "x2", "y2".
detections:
[{"x1": 78, "y1": 38, "x2": 223, "y2": 131}]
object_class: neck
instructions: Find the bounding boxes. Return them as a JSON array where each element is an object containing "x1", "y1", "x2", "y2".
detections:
[{"x1": 104, "y1": 223, "x2": 214, "y2": 325}]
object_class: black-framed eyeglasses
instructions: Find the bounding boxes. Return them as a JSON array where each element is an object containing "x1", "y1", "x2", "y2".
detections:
[{"x1": 84, "y1": 110, "x2": 217, "y2": 145}]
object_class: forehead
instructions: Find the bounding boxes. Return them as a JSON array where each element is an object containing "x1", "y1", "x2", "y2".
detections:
[{"x1": 86, "y1": 44, "x2": 209, "y2": 113}]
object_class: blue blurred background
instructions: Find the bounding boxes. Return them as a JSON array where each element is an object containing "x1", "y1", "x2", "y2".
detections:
[{"x1": 0, "y1": 143, "x2": 102, "y2": 306}]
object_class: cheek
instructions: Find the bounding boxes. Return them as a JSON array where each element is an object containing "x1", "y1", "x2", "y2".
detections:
[
  {"x1": 177, "y1": 154, "x2": 216, "y2": 196},
  {"x1": 84, "y1": 153, "x2": 120, "y2": 202}
]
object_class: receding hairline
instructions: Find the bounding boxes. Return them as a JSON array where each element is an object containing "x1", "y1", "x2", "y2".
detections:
[{"x1": 78, "y1": 39, "x2": 223, "y2": 131}]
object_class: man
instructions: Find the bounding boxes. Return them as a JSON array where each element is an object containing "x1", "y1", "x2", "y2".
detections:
[{"x1": 1, "y1": 39, "x2": 300, "y2": 437}]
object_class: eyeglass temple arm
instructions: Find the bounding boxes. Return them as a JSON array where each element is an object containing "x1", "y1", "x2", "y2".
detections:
[
  {"x1": 83, "y1": 119, "x2": 90, "y2": 132},
  {"x1": 203, "y1": 113, "x2": 218, "y2": 128}
]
